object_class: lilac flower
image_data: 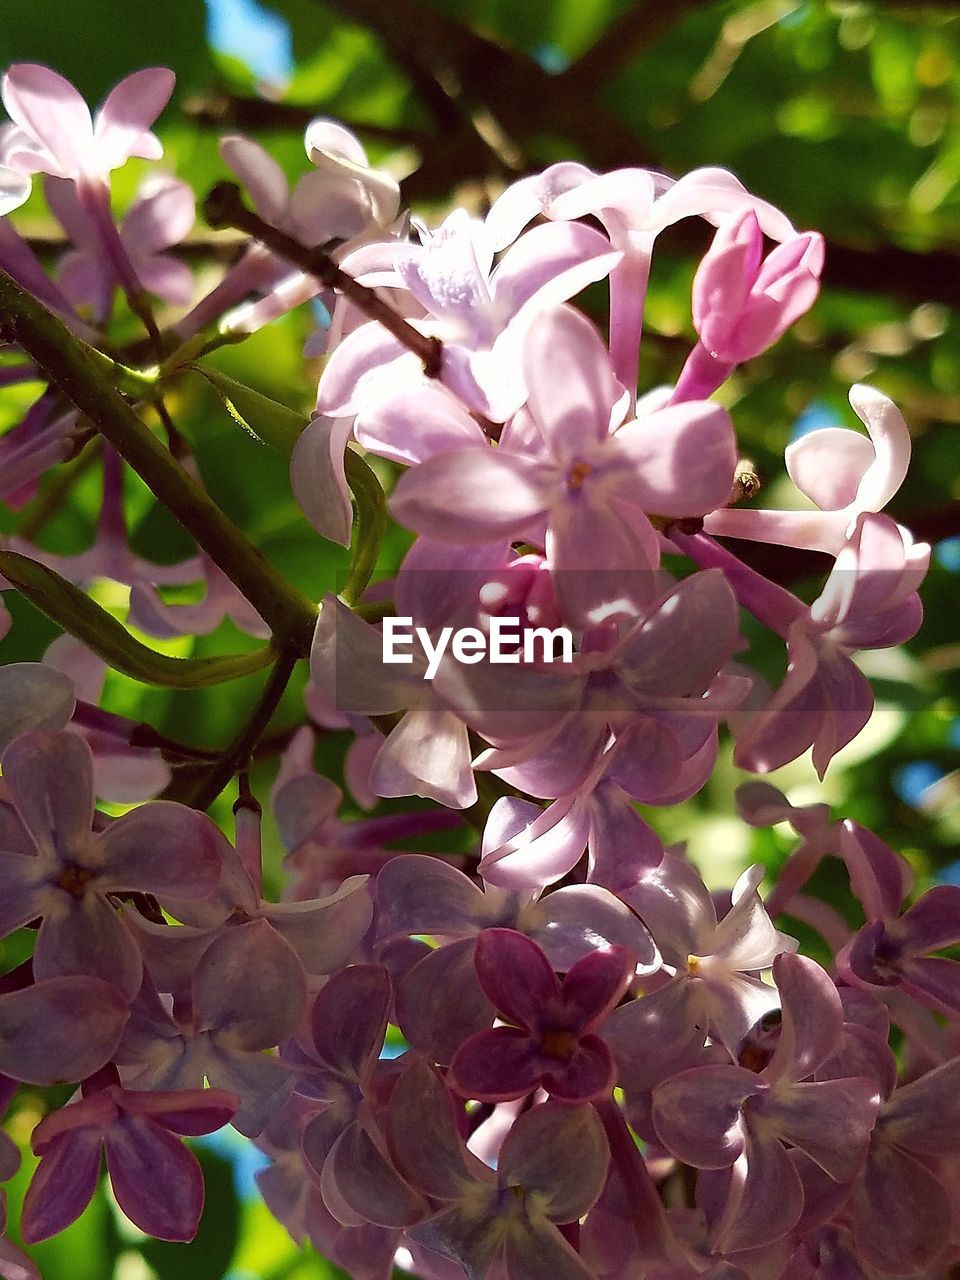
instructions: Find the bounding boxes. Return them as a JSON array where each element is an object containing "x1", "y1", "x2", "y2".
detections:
[
  {"x1": 836, "y1": 821, "x2": 960, "y2": 1016},
  {"x1": 607, "y1": 857, "x2": 798, "y2": 1073},
  {"x1": 0, "y1": 661, "x2": 74, "y2": 753},
  {"x1": 317, "y1": 210, "x2": 621, "y2": 422},
  {"x1": 0, "y1": 65, "x2": 173, "y2": 181},
  {"x1": 22, "y1": 1081, "x2": 238, "y2": 1243},
  {"x1": 0, "y1": 730, "x2": 222, "y2": 998},
  {"x1": 448, "y1": 928, "x2": 634, "y2": 1103},
  {"x1": 733, "y1": 513, "x2": 928, "y2": 777},
  {"x1": 672, "y1": 210, "x2": 823, "y2": 402},
  {"x1": 850, "y1": 1055, "x2": 960, "y2": 1274},
  {"x1": 391, "y1": 307, "x2": 737, "y2": 627},
  {"x1": 116, "y1": 920, "x2": 307, "y2": 1136},
  {"x1": 651, "y1": 955, "x2": 880, "y2": 1253},
  {"x1": 705, "y1": 385, "x2": 912, "y2": 556},
  {"x1": 46, "y1": 172, "x2": 195, "y2": 315},
  {"x1": 484, "y1": 163, "x2": 797, "y2": 399},
  {"x1": 375, "y1": 852, "x2": 658, "y2": 971},
  {"x1": 385, "y1": 1057, "x2": 609, "y2": 1280}
]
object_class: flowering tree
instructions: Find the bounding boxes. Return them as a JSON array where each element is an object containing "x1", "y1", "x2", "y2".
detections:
[{"x1": 0, "y1": 5, "x2": 959, "y2": 1279}]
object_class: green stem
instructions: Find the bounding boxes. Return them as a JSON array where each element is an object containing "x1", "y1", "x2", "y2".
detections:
[
  {"x1": 0, "y1": 269, "x2": 318, "y2": 656},
  {"x1": 184, "y1": 647, "x2": 300, "y2": 809},
  {"x1": 341, "y1": 449, "x2": 388, "y2": 606}
]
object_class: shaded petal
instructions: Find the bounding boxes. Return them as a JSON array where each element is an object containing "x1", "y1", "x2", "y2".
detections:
[
  {"x1": 311, "y1": 594, "x2": 421, "y2": 715},
  {"x1": 521, "y1": 883, "x2": 658, "y2": 972},
  {"x1": 371, "y1": 705, "x2": 476, "y2": 808},
  {"x1": 202, "y1": 1041, "x2": 294, "y2": 1138},
  {"x1": 263, "y1": 878, "x2": 373, "y2": 974},
  {"x1": 290, "y1": 415, "x2": 354, "y2": 546},
  {"x1": 839, "y1": 820, "x2": 911, "y2": 920},
  {"x1": 766, "y1": 952, "x2": 841, "y2": 1084},
  {"x1": 758, "y1": 1078, "x2": 879, "y2": 1180},
  {"x1": 34, "y1": 894, "x2": 142, "y2": 1000},
  {"x1": 498, "y1": 1101, "x2": 608, "y2": 1221},
  {"x1": 104, "y1": 1116, "x2": 203, "y2": 1240},
  {"x1": 652, "y1": 1065, "x2": 760, "y2": 1167},
  {"x1": 1, "y1": 730, "x2": 93, "y2": 861},
  {"x1": 97, "y1": 802, "x2": 223, "y2": 898},
  {"x1": 192, "y1": 920, "x2": 306, "y2": 1049},
  {"x1": 0, "y1": 976, "x2": 127, "y2": 1085},
  {"x1": 883, "y1": 1057, "x2": 960, "y2": 1153},
  {"x1": 504, "y1": 1220, "x2": 596, "y2": 1280},
  {"x1": 21, "y1": 1130, "x2": 102, "y2": 1243},
  {"x1": 604, "y1": 979, "x2": 707, "y2": 1093},
  {"x1": 387, "y1": 1058, "x2": 484, "y2": 1201},
  {"x1": 900, "y1": 885, "x2": 960, "y2": 952},
  {"x1": 220, "y1": 135, "x2": 289, "y2": 222},
  {"x1": 448, "y1": 1026, "x2": 542, "y2": 1102},
  {"x1": 311, "y1": 964, "x2": 391, "y2": 1079},
  {"x1": 900, "y1": 955, "x2": 960, "y2": 1016},
  {"x1": 712, "y1": 1128, "x2": 804, "y2": 1253},
  {"x1": 0, "y1": 662, "x2": 75, "y2": 751},
  {"x1": 376, "y1": 855, "x2": 489, "y2": 941},
  {"x1": 396, "y1": 939, "x2": 494, "y2": 1066},
  {"x1": 93, "y1": 68, "x2": 174, "y2": 169},
  {"x1": 391, "y1": 448, "x2": 549, "y2": 542},
  {"x1": 853, "y1": 1140, "x2": 952, "y2": 1276},
  {"x1": 325, "y1": 1121, "x2": 427, "y2": 1228},
  {"x1": 473, "y1": 928, "x2": 559, "y2": 1030},
  {"x1": 587, "y1": 782, "x2": 664, "y2": 893}
]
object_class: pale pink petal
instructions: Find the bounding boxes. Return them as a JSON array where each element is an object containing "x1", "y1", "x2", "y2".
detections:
[
  {"x1": 291, "y1": 415, "x2": 354, "y2": 545},
  {"x1": 93, "y1": 68, "x2": 175, "y2": 170},
  {"x1": 785, "y1": 427, "x2": 875, "y2": 510},
  {"x1": 220, "y1": 135, "x2": 289, "y2": 222},
  {"x1": 1, "y1": 65, "x2": 93, "y2": 175},
  {"x1": 371, "y1": 705, "x2": 476, "y2": 808}
]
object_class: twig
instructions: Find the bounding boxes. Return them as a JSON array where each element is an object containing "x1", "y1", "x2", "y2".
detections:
[
  {"x1": 203, "y1": 181, "x2": 443, "y2": 377},
  {"x1": 0, "y1": 269, "x2": 318, "y2": 655}
]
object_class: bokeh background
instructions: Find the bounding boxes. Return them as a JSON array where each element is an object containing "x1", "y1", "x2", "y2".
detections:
[{"x1": 1, "y1": 0, "x2": 959, "y2": 1275}]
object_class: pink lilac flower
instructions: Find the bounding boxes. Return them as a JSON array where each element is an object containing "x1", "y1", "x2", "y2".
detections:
[
  {"x1": 484, "y1": 163, "x2": 797, "y2": 405},
  {"x1": 45, "y1": 172, "x2": 195, "y2": 316},
  {"x1": 704, "y1": 385, "x2": 912, "y2": 556},
  {"x1": 672, "y1": 209, "x2": 823, "y2": 402},
  {"x1": 651, "y1": 954, "x2": 881, "y2": 1254},
  {"x1": 0, "y1": 65, "x2": 173, "y2": 181},
  {"x1": 391, "y1": 306, "x2": 737, "y2": 628},
  {"x1": 606, "y1": 857, "x2": 798, "y2": 1077},
  {"x1": 385, "y1": 1057, "x2": 610, "y2": 1280},
  {"x1": 317, "y1": 210, "x2": 621, "y2": 422},
  {"x1": 22, "y1": 1079, "x2": 238, "y2": 1243},
  {"x1": 116, "y1": 920, "x2": 306, "y2": 1136},
  {"x1": 0, "y1": 730, "x2": 222, "y2": 999},
  {"x1": 0, "y1": 661, "x2": 74, "y2": 752},
  {"x1": 448, "y1": 928, "x2": 635, "y2": 1103}
]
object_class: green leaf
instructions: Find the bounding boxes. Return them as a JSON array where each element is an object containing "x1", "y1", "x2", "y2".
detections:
[
  {"x1": 189, "y1": 366, "x2": 308, "y2": 456},
  {"x1": 340, "y1": 449, "x2": 388, "y2": 605},
  {"x1": 0, "y1": 551, "x2": 274, "y2": 688}
]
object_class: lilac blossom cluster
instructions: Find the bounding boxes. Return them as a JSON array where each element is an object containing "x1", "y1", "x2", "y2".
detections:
[{"x1": 0, "y1": 63, "x2": 955, "y2": 1280}]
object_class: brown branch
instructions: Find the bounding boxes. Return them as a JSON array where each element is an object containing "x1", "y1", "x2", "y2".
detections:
[
  {"x1": 202, "y1": 181, "x2": 443, "y2": 376},
  {"x1": 182, "y1": 90, "x2": 431, "y2": 148}
]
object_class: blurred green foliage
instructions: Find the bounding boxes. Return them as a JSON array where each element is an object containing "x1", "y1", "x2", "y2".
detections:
[{"x1": 1, "y1": 0, "x2": 959, "y2": 1275}]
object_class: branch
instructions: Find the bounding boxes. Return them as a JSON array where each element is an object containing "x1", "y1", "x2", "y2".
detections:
[
  {"x1": 181, "y1": 90, "x2": 431, "y2": 148},
  {"x1": 0, "y1": 270, "x2": 318, "y2": 655},
  {"x1": 203, "y1": 181, "x2": 443, "y2": 376}
]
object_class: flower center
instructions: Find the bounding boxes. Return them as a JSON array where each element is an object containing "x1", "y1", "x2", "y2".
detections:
[
  {"x1": 566, "y1": 460, "x2": 593, "y2": 491},
  {"x1": 539, "y1": 1029, "x2": 578, "y2": 1059},
  {"x1": 56, "y1": 864, "x2": 95, "y2": 899}
]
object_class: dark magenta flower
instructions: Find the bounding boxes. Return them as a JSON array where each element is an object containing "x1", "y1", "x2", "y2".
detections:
[{"x1": 448, "y1": 928, "x2": 635, "y2": 1103}]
